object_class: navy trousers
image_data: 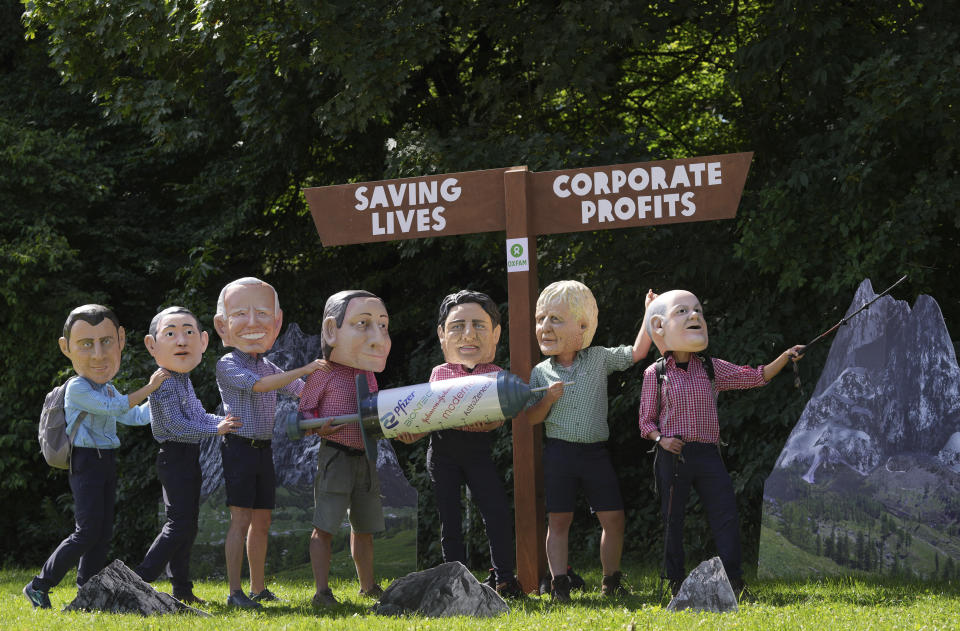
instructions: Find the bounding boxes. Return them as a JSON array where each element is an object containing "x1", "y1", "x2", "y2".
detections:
[
  {"x1": 36, "y1": 448, "x2": 116, "y2": 590},
  {"x1": 655, "y1": 441, "x2": 742, "y2": 583},
  {"x1": 427, "y1": 431, "x2": 515, "y2": 583},
  {"x1": 135, "y1": 441, "x2": 202, "y2": 594}
]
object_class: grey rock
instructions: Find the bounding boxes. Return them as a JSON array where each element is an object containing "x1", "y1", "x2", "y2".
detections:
[
  {"x1": 666, "y1": 557, "x2": 738, "y2": 613},
  {"x1": 64, "y1": 559, "x2": 209, "y2": 616},
  {"x1": 372, "y1": 561, "x2": 509, "y2": 617}
]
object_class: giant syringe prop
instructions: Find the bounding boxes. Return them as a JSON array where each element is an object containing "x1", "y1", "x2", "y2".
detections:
[{"x1": 285, "y1": 372, "x2": 573, "y2": 460}]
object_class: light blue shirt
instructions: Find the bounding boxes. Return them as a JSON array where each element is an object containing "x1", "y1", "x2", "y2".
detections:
[{"x1": 65, "y1": 376, "x2": 152, "y2": 449}]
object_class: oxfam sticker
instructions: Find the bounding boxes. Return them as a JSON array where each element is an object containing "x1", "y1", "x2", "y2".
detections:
[{"x1": 506, "y1": 238, "x2": 529, "y2": 272}]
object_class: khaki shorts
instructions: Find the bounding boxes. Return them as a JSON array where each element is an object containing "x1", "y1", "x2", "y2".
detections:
[{"x1": 312, "y1": 443, "x2": 385, "y2": 535}]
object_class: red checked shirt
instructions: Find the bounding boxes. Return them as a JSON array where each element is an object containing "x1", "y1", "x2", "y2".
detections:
[
  {"x1": 299, "y1": 361, "x2": 378, "y2": 449},
  {"x1": 429, "y1": 362, "x2": 501, "y2": 433},
  {"x1": 637, "y1": 354, "x2": 768, "y2": 444}
]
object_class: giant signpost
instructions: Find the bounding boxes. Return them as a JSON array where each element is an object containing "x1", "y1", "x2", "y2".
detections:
[{"x1": 304, "y1": 152, "x2": 752, "y2": 592}]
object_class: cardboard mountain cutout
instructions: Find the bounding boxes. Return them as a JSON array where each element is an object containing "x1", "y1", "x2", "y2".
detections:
[{"x1": 759, "y1": 280, "x2": 960, "y2": 579}]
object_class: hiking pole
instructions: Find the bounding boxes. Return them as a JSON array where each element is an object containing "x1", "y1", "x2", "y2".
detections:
[
  {"x1": 658, "y1": 445, "x2": 682, "y2": 602},
  {"x1": 792, "y1": 274, "x2": 908, "y2": 388}
]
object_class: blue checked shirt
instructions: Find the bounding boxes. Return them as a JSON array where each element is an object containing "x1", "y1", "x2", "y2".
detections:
[
  {"x1": 216, "y1": 350, "x2": 304, "y2": 441},
  {"x1": 65, "y1": 376, "x2": 152, "y2": 449},
  {"x1": 149, "y1": 371, "x2": 225, "y2": 444}
]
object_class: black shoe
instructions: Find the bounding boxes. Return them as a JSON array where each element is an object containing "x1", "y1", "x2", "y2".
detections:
[
  {"x1": 566, "y1": 565, "x2": 586, "y2": 591},
  {"x1": 601, "y1": 570, "x2": 629, "y2": 597},
  {"x1": 729, "y1": 579, "x2": 757, "y2": 604},
  {"x1": 485, "y1": 568, "x2": 497, "y2": 589},
  {"x1": 551, "y1": 574, "x2": 571, "y2": 603},
  {"x1": 227, "y1": 590, "x2": 263, "y2": 609},
  {"x1": 539, "y1": 576, "x2": 551, "y2": 596},
  {"x1": 173, "y1": 590, "x2": 207, "y2": 605},
  {"x1": 23, "y1": 582, "x2": 51, "y2": 609},
  {"x1": 249, "y1": 588, "x2": 281, "y2": 602},
  {"x1": 496, "y1": 577, "x2": 525, "y2": 599}
]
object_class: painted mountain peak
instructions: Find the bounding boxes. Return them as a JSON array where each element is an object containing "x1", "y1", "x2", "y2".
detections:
[{"x1": 760, "y1": 280, "x2": 960, "y2": 579}]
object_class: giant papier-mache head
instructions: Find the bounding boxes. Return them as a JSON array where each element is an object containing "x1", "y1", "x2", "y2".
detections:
[
  {"x1": 145, "y1": 306, "x2": 208, "y2": 373},
  {"x1": 321, "y1": 290, "x2": 391, "y2": 372},
  {"x1": 535, "y1": 280, "x2": 599, "y2": 357},
  {"x1": 213, "y1": 277, "x2": 283, "y2": 356},
  {"x1": 644, "y1": 289, "x2": 709, "y2": 355},
  {"x1": 59, "y1": 304, "x2": 126, "y2": 385},
  {"x1": 436, "y1": 290, "x2": 502, "y2": 369}
]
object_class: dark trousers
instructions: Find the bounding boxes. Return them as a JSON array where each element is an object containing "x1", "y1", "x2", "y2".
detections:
[
  {"x1": 427, "y1": 434, "x2": 515, "y2": 583},
  {"x1": 36, "y1": 448, "x2": 116, "y2": 590},
  {"x1": 655, "y1": 441, "x2": 742, "y2": 583},
  {"x1": 136, "y1": 442, "x2": 201, "y2": 594}
]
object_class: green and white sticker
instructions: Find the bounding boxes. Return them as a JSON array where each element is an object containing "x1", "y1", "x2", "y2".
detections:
[{"x1": 506, "y1": 238, "x2": 529, "y2": 272}]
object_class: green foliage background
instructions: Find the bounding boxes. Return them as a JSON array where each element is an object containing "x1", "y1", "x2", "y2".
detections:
[{"x1": 2, "y1": 0, "x2": 957, "y2": 576}]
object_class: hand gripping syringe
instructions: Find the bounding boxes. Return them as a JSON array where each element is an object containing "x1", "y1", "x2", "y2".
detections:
[{"x1": 285, "y1": 372, "x2": 571, "y2": 460}]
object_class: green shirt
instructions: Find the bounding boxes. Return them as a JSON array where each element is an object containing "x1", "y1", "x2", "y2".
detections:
[{"x1": 527, "y1": 345, "x2": 634, "y2": 443}]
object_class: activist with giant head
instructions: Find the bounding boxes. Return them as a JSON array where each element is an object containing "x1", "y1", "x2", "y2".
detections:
[
  {"x1": 212, "y1": 277, "x2": 324, "y2": 609},
  {"x1": 135, "y1": 307, "x2": 240, "y2": 602},
  {"x1": 524, "y1": 280, "x2": 654, "y2": 600},
  {"x1": 408, "y1": 291, "x2": 524, "y2": 597},
  {"x1": 25, "y1": 306, "x2": 166, "y2": 608},
  {"x1": 300, "y1": 289, "x2": 390, "y2": 606},
  {"x1": 637, "y1": 289, "x2": 804, "y2": 600}
]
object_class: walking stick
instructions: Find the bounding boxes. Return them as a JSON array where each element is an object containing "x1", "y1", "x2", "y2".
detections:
[{"x1": 658, "y1": 447, "x2": 682, "y2": 602}]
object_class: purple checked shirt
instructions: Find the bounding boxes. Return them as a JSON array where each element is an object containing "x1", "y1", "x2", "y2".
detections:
[
  {"x1": 217, "y1": 350, "x2": 304, "y2": 441},
  {"x1": 149, "y1": 372, "x2": 225, "y2": 444}
]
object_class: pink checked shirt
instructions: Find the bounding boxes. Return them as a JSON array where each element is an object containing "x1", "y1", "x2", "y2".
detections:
[
  {"x1": 299, "y1": 362, "x2": 378, "y2": 449},
  {"x1": 429, "y1": 362, "x2": 502, "y2": 433},
  {"x1": 637, "y1": 355, "x2": 768, "y2": 444}
]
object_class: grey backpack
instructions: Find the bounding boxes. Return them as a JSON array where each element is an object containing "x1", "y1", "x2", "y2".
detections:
[{"x1": 39, "y1": 377, "x2": 85, "y2": 470}]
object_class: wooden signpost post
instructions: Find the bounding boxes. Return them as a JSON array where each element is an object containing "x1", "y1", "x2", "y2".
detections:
[{"x1": 303, "y1": 152, "x2": 753, "y2": 592}]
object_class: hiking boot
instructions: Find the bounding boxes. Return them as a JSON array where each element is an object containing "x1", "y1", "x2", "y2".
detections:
[
  {"x1": 312, "y1": 588, "x2": 339, "y2": 608},
  {"x1": 669, "y1": 579, "x2": 683, "y2": 597},
  {"x1": 539, "y1": 576, "x2": 551, "y2": 595},
  {"x1": 227, "y1": 590, "x2": 263, "y2": 609},
  {"x1": 23, "y1": 582, "x2": 51, "y2": 609},
  {"x1": 358, "y1": 584, "x2": 384, "y2": 599},
  {"x1": 601, "y1": 570, "x2": 628, "y2": 597},
  {"x1": 249, "y1": 588, "x2": 281, "y2": 602},
  {"x1": 729, "y1": 579, "x2": 757, "y2": 604},
  {"x1": 496, "y1": 577, "x2": 525, "y2": 599},
  {"x1": 566, "y1": 565, "x2": 586, "y2": 591},
  {"x1": 173, "y1": 590, "x2": 207, "y2": 605},
  {"x1": 550, "y1": 574, "x2": 571, "y2": 603}
]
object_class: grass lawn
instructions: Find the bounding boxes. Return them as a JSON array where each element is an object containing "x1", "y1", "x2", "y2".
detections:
[{"x1": 3, "y1": 563, "x2": 959, "y2": 631}]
